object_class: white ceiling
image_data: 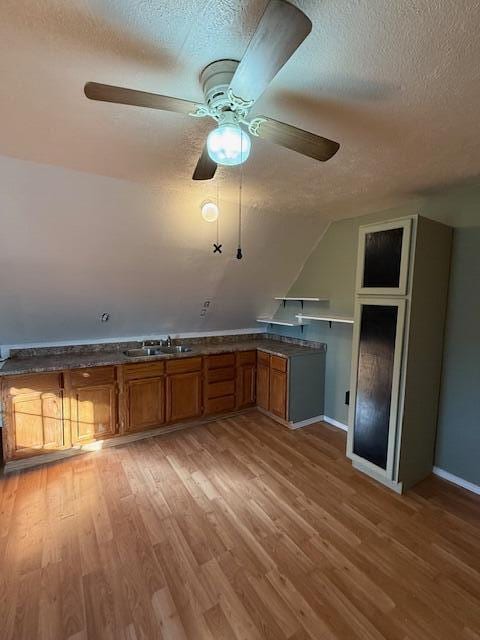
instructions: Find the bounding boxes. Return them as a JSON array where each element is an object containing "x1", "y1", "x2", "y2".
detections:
[
  {"x1": 1, "y1": 0, "x2": 480, "y2": 345},
  {"x1": 2, "y1": 0, "x2": 480, "y2": 217}
]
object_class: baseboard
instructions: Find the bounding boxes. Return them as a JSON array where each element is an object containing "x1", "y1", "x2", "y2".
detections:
[
  {"x1": 257, "y1": 407, "x2": 325, "y2": 430},
  {"x1": 321, "y1": 415, "x2": 349, "y2": 432},
  {"x1": 432, "y1": 466, "x2": 480, "y2": 496}
]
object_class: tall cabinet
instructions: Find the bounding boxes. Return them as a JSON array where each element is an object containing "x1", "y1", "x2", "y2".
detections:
[{"x1": 347, "y1": 215, "x2": 452, "y2": 492}]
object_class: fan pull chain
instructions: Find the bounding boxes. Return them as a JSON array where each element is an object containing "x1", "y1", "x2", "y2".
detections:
[
  {"x1": 213, "y1": 180, "x2": 222, "y2": 254},
  {"x1": 237, "y1": 136, "x2": 244, "y2": 260}
]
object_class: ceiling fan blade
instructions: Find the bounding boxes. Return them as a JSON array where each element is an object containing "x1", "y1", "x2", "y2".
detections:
[
  {"x1": 192, "y1": 144, "x2": 217, "y2": 180},
  {"x1": 84, "y1": 82, "x2": 198, "y2": 115},
  {"x1": 228, "y1": 0, "x2": 312, "y2": 106},
  {"x1": 253, "y1": 116, "x2": 340, "y2": 162}
]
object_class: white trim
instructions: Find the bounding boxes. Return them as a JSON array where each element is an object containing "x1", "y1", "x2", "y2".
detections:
[
  {"x1": 257, "y1": 407, "x2": 323, "y2": 430},
  {"x1": 352, "y1": 461, "x2": 403, "y2": 494},
  {"x1": 432, "y1": 467, "x2": 480, "y2": 496},
  {"x1": 256, "y1": 319, "x2": 303, "y2": 327},
  {"x1": 296, "y1": 314, "x2": 354, "y2": 325},
  {"x1": 321, "y1": 416, "x2": 349, "y2": 431},
  {"x1": 274, "y1": 297, "x2": 329, "y2": 302},
  {"x1": 288, "y1": 414, "x2": 326, "y2": 430},
  {"x1": 3, "y1": 327, "x2": 266, "y2": 352}
]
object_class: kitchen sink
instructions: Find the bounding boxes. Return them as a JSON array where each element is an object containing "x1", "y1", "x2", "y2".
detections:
[
  {"x1": 158, "y1": 345, "x2": 192, "y2": 354},
  {"x1": 123, "y1": 347, "x2": 164, "y2": 357},
  {"x1": 124, "y1": 345, "x2": 192, "y2": 357}
]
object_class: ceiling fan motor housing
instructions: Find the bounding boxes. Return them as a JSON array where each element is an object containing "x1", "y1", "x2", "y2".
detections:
[{"x1": 200, "y1": 59, "x2": 239, "y2": 112}]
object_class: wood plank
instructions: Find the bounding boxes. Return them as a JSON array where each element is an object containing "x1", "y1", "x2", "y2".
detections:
[{"x1": 0, "y1": 410, "x2": 479, "y2": 640}]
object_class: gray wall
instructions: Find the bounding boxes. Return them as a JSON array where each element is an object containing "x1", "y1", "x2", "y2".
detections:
[
  {"x1": 434, "y1": 228, "x2": 480, "y2": 483},
  {"x1": 270, "y1": 188, "x2": 480, "y2": 485}
]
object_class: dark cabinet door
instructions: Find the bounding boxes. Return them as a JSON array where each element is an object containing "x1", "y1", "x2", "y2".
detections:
[
  {"x1": 353, "y1": 303, "x2": 402, "y2": 470},
  {"x1": 357, "y1": 219, "x2": 411, "y2": 295}
]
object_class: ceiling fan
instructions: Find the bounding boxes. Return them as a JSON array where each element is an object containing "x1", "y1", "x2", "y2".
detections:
[{"x1": 84, "y1": 0, "x2": 340, "y2": 180}]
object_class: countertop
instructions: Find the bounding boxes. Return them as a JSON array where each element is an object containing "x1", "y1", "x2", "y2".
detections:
[{"x1": 0, "y1": 339, "x2": 325, "y2": 377}]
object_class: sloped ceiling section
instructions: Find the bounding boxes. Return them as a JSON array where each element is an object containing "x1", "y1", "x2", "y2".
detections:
[
  {"x1": 0, "y1": 155, "x2": 326, "y2": 344},
  {"x1": 1, "y1": 0, "x2": 480, "y2": 343}
]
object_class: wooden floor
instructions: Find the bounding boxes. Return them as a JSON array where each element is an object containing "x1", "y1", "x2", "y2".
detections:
[{"x1": 1, "y1": 410, "x2": 479, "y2": 640}]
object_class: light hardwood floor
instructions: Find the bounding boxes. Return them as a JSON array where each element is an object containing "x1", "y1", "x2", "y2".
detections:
[{"x1": 1, "y1": 410, "x2": 479, "y2": 640}]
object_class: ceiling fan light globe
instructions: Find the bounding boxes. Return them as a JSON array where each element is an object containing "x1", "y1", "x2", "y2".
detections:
[{"x1": 207, "y1": 124, "x2": 251, "y2": 166}]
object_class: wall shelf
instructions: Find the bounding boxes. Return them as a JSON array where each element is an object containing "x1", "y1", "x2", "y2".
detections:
[
  {"x1": 274, "y1": 296, "x2": 329, "y2": 309},
  {"x1": 256, "y1": 318, "x2": 304, "y2": 327},
  {"x1": 296, "y1": 314, "x2": 354, "y2": 328}
]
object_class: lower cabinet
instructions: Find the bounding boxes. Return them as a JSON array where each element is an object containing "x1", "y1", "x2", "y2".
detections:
[
  {"x1": 3, "y1": 373, "x2": 67, "y2": 459},
  {"x1": 204, "y1": 353, "x2": 236, "y2": 416},
  {"x1": 166, "y1": 372, "x2": 203, "y2": 422},
  {"x1": 256, "y1": 352, "x2": 288, "y2": 419},
  {"x1": 2, "y1": 348, "x2": 326, "y2": 465},
  {"x1": 236, "y1": 351, "x2": 256, "y2": 409},
  {"x1": 125, "y1": 377, "x2": 165, "y2": 433},
  {"x1": 256, "y1": 353, "x2": 270, "y2": 411},
  {"x1": 68, "y1": 367, "x2": 117, "y2": 443},
  {"x1": 70, "y1": 384, "x2": 116, "y2": 443},
  {"x1": 269, "y1": 369, "x2": 287, "y2": 419}
]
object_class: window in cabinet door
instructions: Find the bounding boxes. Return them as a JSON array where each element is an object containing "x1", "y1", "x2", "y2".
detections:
[
  {"x1": 348, "y1": 299, "x2": 406, "y2": 478},
  {"x1": 356, "y1": 218, "x2": 412, "y2": 295}
]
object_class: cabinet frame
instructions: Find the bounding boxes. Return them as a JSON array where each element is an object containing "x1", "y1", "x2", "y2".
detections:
[
  {"x1": 356, "y1": 218, "x2": 412, "y2": 296},
  {"x1": 347, "y1": 297, "x2": 406, "y2": 481}
]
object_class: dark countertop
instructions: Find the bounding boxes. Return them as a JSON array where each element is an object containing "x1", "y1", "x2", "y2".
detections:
[{"x1": 0, "y1": 339, "x2": 325, "y2": 377}]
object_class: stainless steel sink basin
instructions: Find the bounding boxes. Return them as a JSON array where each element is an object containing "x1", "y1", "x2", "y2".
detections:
[
  {"x1": 158, "y1": 345, "x2": 192, "y2": 354},
  {"x1": 123, "y1": 345, "x2": 192, "y2": 357},
  {"x1": 124, "y1": 347, "x2": 164, "y2": 357}
]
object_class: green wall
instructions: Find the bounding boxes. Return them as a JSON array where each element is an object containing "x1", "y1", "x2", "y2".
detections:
[{"x1": 271, "y1": 185, "x2": 480, "y2": 485}]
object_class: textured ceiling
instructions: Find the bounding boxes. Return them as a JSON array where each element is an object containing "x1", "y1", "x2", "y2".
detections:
[
  {"x1": 1, "y1": 0, "x2": 480, "y2": 345},
  {"x1": 2, "y1": 0, "x2": 480, "y2": 218}
]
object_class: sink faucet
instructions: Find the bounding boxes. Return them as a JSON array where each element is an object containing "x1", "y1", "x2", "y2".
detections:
[{"x1": 165, "y1": 335, "x2": 172, "y2": 347}]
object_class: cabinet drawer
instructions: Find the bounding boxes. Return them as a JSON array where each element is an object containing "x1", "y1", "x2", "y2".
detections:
[
  {"x1": 5, "y1": 372, "x2": 62, "y2": 394},
  {"x1": 207, "y1": 366, "x2": 235, "y2": 383},
  {"x1": 166, "y1": 357, "x2": 202, "y2": 374},
  {"x1": 205, "y1": 395, "x2": 236, "y2": 415},
  {"x1": 123, "y1": 361, "x2": 165, "y2": 380},
  {"x1": 206, "y1": 353, "x2": 235, "y2": 369},
  {"x1": 237, "y1": 350, "x2": 257, "y2": 365},
  {"x1": 69, "y1": 366, "x2": 116, "y2": 387},
  {"x1": 270, "y1": 355, "x2": 287, "y2": 372},
  {"x1": 207, "y1": 380, "x2": 235, "y2": 399},
  {"x1": 257, "y1": 351, "x2": 270, "y2": 367}
]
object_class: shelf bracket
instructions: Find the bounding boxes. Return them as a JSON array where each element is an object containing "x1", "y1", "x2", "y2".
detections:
[
  {"x1": 300, "y1": 300, "x2": 304, "y2": 310},
  {"x1": 329, "y1": 321, "x2": 332, "y2": 329},
  {"x1": 301, "y1": 324, "x2": 304, "y2": 334},
  {"x1": 283, "y1": 299, "x2": 286, "y2": 308}
]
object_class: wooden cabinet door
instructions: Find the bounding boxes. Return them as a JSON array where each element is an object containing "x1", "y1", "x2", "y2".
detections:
[
  {"x1": 269, "y1": 369, "x2": 287, "y2": 419},
  {"x1": 8, "y1": 388, "x2": 65, "y2": 456},
  {"x1": 126, "y1": 377, "x2": 165, "y2": 432},
  {"x1": 256, "y1": 363, "x2": 270, "y2": 411},
  {"x1": 71, "y1": 384, "x2": 116, "y2": 443},
  {"x1": 3, "y1": 373, "x2": 66, "y2": 460},
  {"x1": 237, "y1": 364, "x2": 256, "y2": 409},
  {"x1": 166, "y1": 371, "x2": 202, "y2": 423}
]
